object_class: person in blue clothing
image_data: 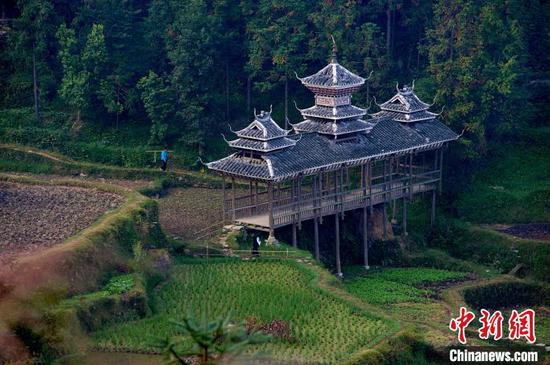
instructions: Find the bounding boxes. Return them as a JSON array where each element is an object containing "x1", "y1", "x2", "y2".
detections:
[{"x1": 160, "y1": 147, "x2": 168, "y2": 171}]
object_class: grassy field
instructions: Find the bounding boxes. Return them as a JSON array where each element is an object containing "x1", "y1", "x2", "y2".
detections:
[
  {"x1": 343, "y1": 267, "x2": 468, "y2": 305},
  {"x1": 455, "y1": 139, "x2": 550, "y2": 224},
  {"x1": 92, "y1": 258, "x2": 393, "y2": 364}
]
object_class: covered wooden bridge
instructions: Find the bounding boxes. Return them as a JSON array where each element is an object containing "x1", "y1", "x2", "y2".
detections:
[{"x1": 207, "y1": 48, "x2": 457, "y2": 275}]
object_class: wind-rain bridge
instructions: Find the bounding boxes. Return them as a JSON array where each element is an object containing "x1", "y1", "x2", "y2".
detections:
[{"x1": 207, "y1": 45, "x2": 458, "y2": 276}]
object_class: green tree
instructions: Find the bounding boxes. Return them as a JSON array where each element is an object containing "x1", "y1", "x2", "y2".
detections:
[
  {"x1": 7, "y1": 0, "x2": 58, "y2": 119},
  {"x1": 427, "y1": 0, "x2": 529, "y2": 159},
  {"x1": 138, "y1": 71, "x2": 176, "y2": 145},
  {"x1": 246, "y1": 0, "x2": 310, "y2": 128},
  {"x1": 57, "y1": 23, "x2": 107, "y2": 125}
]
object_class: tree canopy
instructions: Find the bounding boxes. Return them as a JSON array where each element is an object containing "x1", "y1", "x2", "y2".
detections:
[{"x1": 0, "y1": 0, "x2": 547, "y2": 160}]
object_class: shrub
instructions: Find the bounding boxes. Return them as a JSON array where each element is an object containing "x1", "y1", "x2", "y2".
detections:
[{"x1": 464, "y1": 282, "x2": 550, "y2": 310}]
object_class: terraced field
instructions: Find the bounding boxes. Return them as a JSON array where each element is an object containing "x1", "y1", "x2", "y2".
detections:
[
  {"x1": 343, "y1": 267, "x2": 468, "y2": 305},
  {"x1": 93, "y1": 259, "x2": 393, "y2": 364}
]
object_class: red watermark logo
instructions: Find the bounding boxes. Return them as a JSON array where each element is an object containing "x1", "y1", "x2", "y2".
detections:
[{"x1": 449, "y1": 307, "x2": 536, "y2": 344}]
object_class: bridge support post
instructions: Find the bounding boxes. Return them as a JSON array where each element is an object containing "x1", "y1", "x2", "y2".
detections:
[
  {"x1": 403, "y1": 197, "x2": 408, "y2": 236},
  {"x1": 314, "y1": 218, "x2": 320, "y2": 261},
  {"x1": 267, "y1": 181, "x2": 276, "y2": 245},
  {"x1": 431, "y1": 189, "x2": 436, "y2": 227},
  {"x1": 222, "y1": 175, "x2": 226, "y2": 224},
  {"x1": 335, "y1": 214, "x2": 342, "y2": 277},
  {"x1": 363, "y1": 206, "x2": 369, "y2": 269}
]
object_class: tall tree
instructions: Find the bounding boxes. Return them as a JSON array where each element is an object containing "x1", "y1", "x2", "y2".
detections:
[
  {"x1": 427, "y1": 0, "x2": 529, "y2": 159},
  {"x1": 7, "y1": 0, "x2": 57, "y2": 120},
  {"x1": 246, "y1": 0, "x2": 310, "y2": 128},
  {"x1": 138, "y1": 71, "x2": 176, "y2": 145},
  {"x1": 57, "y1": 23, "x2": 107, "y2": 125}
]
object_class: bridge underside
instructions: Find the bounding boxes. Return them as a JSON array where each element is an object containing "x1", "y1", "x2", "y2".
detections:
[{"x1": 220, "y1": 147, "x2": 444, "y2": 275}]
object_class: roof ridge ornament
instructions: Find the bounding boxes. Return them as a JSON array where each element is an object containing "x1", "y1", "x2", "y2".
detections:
[{"x1": 330, "y1": 34, "x2": 337, "y2": 63}]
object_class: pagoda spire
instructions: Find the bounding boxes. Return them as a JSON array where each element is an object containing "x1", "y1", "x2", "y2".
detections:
[{"x1": 330, "y1": 35, "x2": 337, "y2": 63}]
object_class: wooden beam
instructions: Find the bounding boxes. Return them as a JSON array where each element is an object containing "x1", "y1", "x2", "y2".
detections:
[{"x1": 335, "y1": 214, "x2": 342, "y2": 277}]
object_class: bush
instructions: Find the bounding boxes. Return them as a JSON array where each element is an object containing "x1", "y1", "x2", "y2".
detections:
[
  {"x1": 428, "y1": 220, "x2": 549, "y2": 280},
  {"x1": 464, "y1": 282, "x2": 550, "y2": 310}
]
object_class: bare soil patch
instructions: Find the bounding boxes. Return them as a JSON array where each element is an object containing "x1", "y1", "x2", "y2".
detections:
[
  {"x1": 0, "y1": 182, "x2": 124, "y2": 265},
  {"x1": 492, "y1": 223, "x2": 550, "y2": 241},
  {"x1": 158, "y1": 187, "x2": 223, "y2": 241},
  {"x1": 8, "y1": 172, "x2": 151, "y2": 191}
]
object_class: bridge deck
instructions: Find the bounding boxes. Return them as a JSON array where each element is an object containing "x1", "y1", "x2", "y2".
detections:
[{"x1": 235, "y1": 177, "x2": 436, "y2": 230}]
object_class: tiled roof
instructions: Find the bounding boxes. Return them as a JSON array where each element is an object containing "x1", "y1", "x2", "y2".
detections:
[
  {"x1": 378, "y1": 86, "x2": 431, "y2": 113},
  {"x1": 207, "y1": 117, "x2": 458, "y2": 181},
  {"x1": 371, "y1": 109, "x2": 438, "y2": 123},
  {"x1": 235, "y1": 111, "x2": 290, "y2": 141},
  {"x1": 299, "y1": 62, "x2": 365, "y2": 89},
  {"x1": 228, "y1": 137, "x2": 297, "y2": 152},
  {"x1": 293, "y1": 119, "x2": 374, "y2": 135},
  {"x1": 299, "y1": 104, "x2": 367, "y2": 120}
]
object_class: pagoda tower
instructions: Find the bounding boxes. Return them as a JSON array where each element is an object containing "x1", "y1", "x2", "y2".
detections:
[
  {"x1": 293, "y1": 41, "x2": 374, "y2": 138},
  {"x1": 370, "y1": 83, "x2": 439, "y2": 123},
  {"x1": 227, "y1": 109, "x2": 296, "y2": 158}
]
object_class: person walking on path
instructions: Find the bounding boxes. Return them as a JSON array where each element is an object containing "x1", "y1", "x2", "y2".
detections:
[
  {"x1": 252, "y1": 234, "x2": 261, "y2": 258},
  {"x1": 160, "y1": 147, "x2": 168, "y2": 172}
]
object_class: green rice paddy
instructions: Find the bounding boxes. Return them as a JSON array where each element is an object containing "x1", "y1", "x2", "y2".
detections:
[
  {"x1": 343, "y1": 267, "x2": 467, "y2": 305},
  {"x1": 92, "y1": 258, "x2": 393, "y2": 364}
]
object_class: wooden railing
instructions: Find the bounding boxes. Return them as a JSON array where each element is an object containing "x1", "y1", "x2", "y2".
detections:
[{"x1": 225, "y1": 169, "x2": 440, "y2": 228}]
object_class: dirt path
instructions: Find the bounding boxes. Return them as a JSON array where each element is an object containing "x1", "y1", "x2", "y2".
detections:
[{"x1": 0, "y1": 182, "x2": 124, "y2": 266}]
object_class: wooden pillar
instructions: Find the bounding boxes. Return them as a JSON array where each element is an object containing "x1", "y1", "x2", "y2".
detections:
[
  {"x1": 369, "y1": 161, "x2": 373, "y2": 214},
  {"x1": 297, "y1": 176, "x2": 302, "y2": 229},
  {"x1": 222, "y1": 175, "x2": 226, "y2": 224},
  {"x1": 431, "y1": 189, "x2": 436, "y2": 227},
  {"x1": 254, "y1": 181, "x2": 258, "y2": 213},
  {"x1": 231, "y1": 177, "x2": 236, "y2": 221},
  {"x1": 363, "y1": 206, "x2": 369, "y2": 269},
  {"x1": 431, "y1": 149, "x2": 438, "y2": 226},
  {"x1": 403, "y1": 193, "x2": 408, "y2": 236},
  {"x1": 267, "y1": 181, "x2": 275, "y2": 244},
  {"x1": 292, "y1": 222, "x2": 298, "y2": 248},
  {"x1": 382, "y1": 160, "x2": 388, "y2": 240},
  {"x1": 340, "y1": 168, "x2": 345, "y2": 216},
  {"x1": 409, "y1": 152, "x2": 414, "y2": 200},
  {"x1": 314, "y1": 218, "x2": 320, "y2": 260},
  {"x1": 439, "y1": 148, "x2": 444, "y2": 194},
  {"x1": 319, "y1": 171, "x2": 324, "y2": 224},
  {"x1": 335, "y1": 213, "x2": 342, "y2": 277}
]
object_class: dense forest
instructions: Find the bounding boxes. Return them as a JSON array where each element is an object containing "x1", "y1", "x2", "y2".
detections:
[{"x1": 0, "y1": 0, "x2": 548, "y2": 165}]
